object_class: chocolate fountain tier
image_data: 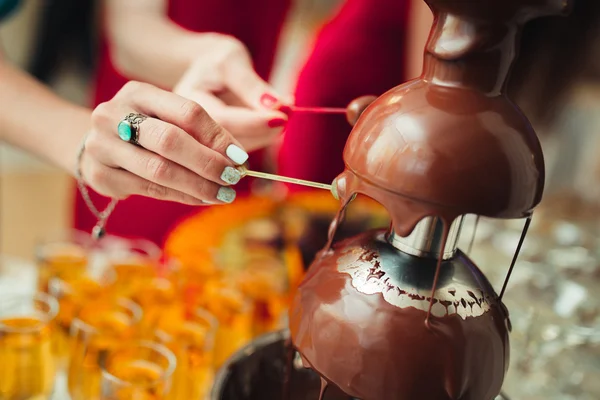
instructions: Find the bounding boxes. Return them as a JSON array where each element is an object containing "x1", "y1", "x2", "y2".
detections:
[
  {"x1": 290, "y1": 230, "x2": 510, "y2": 400},
  {"x1": 340, "y1": 79, "x2": 544, "y2": 221},
  {"x1": 336, "y1": 0, "x2": 576, "y2": 221}
]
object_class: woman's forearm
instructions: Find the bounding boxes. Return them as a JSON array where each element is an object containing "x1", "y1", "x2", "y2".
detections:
[
  {"x1": 105, "y1": 0, "x2": 204, "y2": 89},
  {"x1": 0, "y1": 61, "x2": 90, "y2": 175}
]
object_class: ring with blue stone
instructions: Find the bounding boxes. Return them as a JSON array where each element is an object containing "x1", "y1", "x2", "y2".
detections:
[{"x1": 118, "y1": 113, "x2": 147, "y2": 145}]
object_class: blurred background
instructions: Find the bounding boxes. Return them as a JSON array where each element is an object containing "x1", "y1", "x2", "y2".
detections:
[{"x1": 0, "y1": 0, "x2": 83, "y2": 258}]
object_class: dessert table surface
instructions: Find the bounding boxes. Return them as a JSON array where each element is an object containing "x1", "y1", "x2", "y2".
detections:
[{"x1": 1, "y1": 194, "x2": 598, "y2": 400}]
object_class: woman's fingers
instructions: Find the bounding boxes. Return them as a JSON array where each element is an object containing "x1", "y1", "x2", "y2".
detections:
[
  {"x1": 216, "y1": 107, "x2": 282, "y2": 150},
  {"x1": 85, "y1": 132, "x2": 237, "y2": 204},
  {"x1": 223, "y1": 54, "x2": 292, "y2": 112},
  {"x1": 81, "y1": 158, "x2": 207, "y2": 206},
  {"x1": 117, "y1": 81, "x2": 249, "y2": 165},
  {"x1": 90, "y1": 85, "x2": 243, "y2": 203},
  {"x1": 132, "y1": 117, "x2": 242, "y2": 186},
  {"x1": 185, "y1": 91, "x2": 285, "y2": 151}
]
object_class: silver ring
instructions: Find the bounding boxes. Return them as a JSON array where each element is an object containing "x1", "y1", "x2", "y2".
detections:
[{"x1": 118, "y1": 113, "x2": 147, "y2": 145}]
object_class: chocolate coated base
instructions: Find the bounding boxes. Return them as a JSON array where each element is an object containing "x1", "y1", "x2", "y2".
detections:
[{"x1": 211, "y1": 330, "x2": 512, "y2": 400}]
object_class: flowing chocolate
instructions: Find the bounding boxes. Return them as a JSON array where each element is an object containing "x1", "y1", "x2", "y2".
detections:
[{"x1": 290, "y1": 0, "x2": 572, "y2": 399}]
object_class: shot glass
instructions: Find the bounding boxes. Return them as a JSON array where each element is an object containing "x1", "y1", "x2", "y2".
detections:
[
  {"x1": 0, "y1": 292, "x2": 59, "y2": 399},
  {"x1": 36, "y1": 230, "x2": 92, "y2": 293},
  {"x1": 101, "y1": 236, "x2": 162, "y2": 298},
  {"x1": 100, "y1": 341, "x2": 176, "y2": 400},
  {"x1": 235, "y1": 259, "x2": 289, "y2": 336},
  {"x1": 48, "y1": 272, "x2": 115, "y2": 363},
  {"x1": 197, "y1": 280, "x2": 253, "y2": 368},
  {"x1": 155, "y1": 307, "x2": 218, "y2": 400},
  {"x1": 68, "y1": 298, "x2": 143, "y2": 400}
]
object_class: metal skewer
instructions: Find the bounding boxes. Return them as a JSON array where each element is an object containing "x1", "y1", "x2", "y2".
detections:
[
  {"x1": 236, "y1": 165, "x2": 336, "y2": 196},
  {"x1": 288, "y1": 106, "x2": 346, "y2": 114}
]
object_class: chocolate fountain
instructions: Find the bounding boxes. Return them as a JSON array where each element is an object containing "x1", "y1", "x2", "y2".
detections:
[{"x1": 288, "y1": 1, "x2": 573, "y2": 400}]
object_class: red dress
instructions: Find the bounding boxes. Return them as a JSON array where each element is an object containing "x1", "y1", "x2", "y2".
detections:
[
  {"x1": 278, "y1": 0, "x2": 410, "y2": 186},
  {"x1": 75, "y1": 0, "x2": 410, "y2": 245}
]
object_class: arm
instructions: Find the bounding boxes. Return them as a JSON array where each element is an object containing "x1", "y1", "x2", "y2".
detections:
[
  {"x1": 0, "y1": 44, "x2": 247, "y2": 205},
  {"x1": 105, "y1": 0, "x2": 214, "y2": 89},
  {"x1": 0, "y1": 49, "x2": 89, "y2": 174},
  {"x1": 105, "y1": 0, "x2": 290, "y2": 146}
]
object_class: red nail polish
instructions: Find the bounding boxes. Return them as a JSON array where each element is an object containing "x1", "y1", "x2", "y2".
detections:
[
  {"x1": 279, "y1": 104, "x2": 293, "y2": 115},
  {"x1": 260, "y1": 93, "x2": 279, "y2": 108},
  {"x1": 268, "y1": 118, "x2": 287, "y2": 128}
]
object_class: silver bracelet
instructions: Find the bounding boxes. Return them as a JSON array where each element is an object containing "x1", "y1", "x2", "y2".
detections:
[{"x1": 75, "y1": 132, "x2": 119, "y2": 240}]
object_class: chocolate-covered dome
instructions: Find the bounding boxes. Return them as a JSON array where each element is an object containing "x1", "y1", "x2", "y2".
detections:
[{"x1": 343, "y1": 82, "x2": 544, "y2": 219}]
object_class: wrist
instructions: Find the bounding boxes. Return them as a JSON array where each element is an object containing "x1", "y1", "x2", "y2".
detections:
[{"x1": 56, "y1": 106, "x2": 92, "y2": 177}]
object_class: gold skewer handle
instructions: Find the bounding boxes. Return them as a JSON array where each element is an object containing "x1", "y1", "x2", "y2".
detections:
[{"x1": 236, "y1": 165, "x2": 338, "y2": 198}]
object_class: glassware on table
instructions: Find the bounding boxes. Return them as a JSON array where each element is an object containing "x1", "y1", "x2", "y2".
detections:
[
  {"x1": 36, "y1": 230, "x2": 92, "y2": 293},
  {"x1": 235, "y1": 258, "x2": 288, "y2": 336},
  {"x1": 0, "y1": 292, "x2": 59, "y2": 400},
  {"x1": 128, "y1": 258, "x2": 182, "y2": 337},
  {"x1": 100, "y1": 341, "x2": 176, "y2": 400},
  {"x1": 155, "y1": 307, "x2": 218, "y2": 400},
  {"x1": 197, "y1": 280, "x2": 252, "y2": 368},
  {"x1": 134, "y1": 276, "x2": 179, "y2": 336},
  {"x1": 68, "y1": 297, "x2": 143, "y2": 400},
  {"x1": 101, "y1": 237, "x2": 162, "y2": 298},
  {"x1": 48, "y1": 273, "x2": 116, "y2": 364}
]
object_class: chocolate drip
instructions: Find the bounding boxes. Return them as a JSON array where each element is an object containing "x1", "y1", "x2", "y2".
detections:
[
  {"x1": 426, "y1": 221, "x2": 448, "y2": 325},
  {"x1": 323, "y1": 197, "x2": 353, "y2": 255},
  {"x1": 318, "y1": 378, "x2": 328, "y2": 400}
]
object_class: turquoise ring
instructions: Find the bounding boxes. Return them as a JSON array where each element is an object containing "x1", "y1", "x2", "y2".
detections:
[{"x1": 118, "y1": 113, "x2": 147, "y2": 145}]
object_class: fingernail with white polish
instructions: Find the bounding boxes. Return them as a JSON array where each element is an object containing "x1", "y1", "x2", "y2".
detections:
[
  {"x1": 221, "y1": 166, "x2": 241, "y2": 185},
  {"x1": 217, "y1": 187, "x2": 236, "y2": 203},
  {"x1": 226, "y1": 144, "x2": 249, "y2": 165}
]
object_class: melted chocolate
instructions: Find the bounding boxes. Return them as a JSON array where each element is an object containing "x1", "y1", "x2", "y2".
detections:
[
  {"x1": 318, "y1": 378, "x2": 328, "y2": 400},
  {"x1": 426, "y1": 223, "x2": 448, "y2": 324},
  {"x1": 289, "y1": 1, "x2": 572, "y2": 399}
]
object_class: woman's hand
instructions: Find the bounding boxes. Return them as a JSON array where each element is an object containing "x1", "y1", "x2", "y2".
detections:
[
  {"x1": 81, "y1": 81, "x2": 248, "y2": 205},
  {"x1": 173, "y1": 34, "x2": 290, "y2": 152}
]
